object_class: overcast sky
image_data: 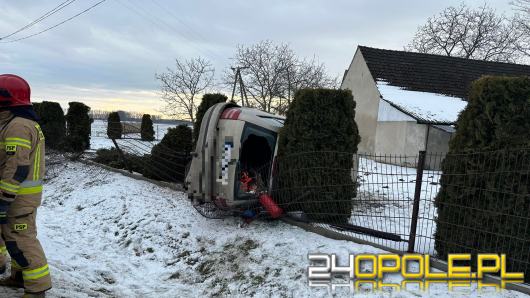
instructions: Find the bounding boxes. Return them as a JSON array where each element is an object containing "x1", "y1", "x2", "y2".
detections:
[{"x1": 0, "y1": 0, "x2": 516, "y2": 115}]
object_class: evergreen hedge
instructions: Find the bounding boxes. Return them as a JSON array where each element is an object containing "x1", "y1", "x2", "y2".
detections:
[
  {"x1": 107, "y1": 112, "x2": 122, "y2": 139},
  {"x1": 141, "y1": 114, "x2": 155, "y2": 141},
  {"x1": 435, "y1": 76, "x2": 530, "y2": 281},
  {"x1": 276, "y1": 88, "x2": 360, "y2": 223},
  {"x1": 94, "y1": 148, "x2": 146, "y2": 174},
  {"x1": 194, "y1": 93, "x2": 227, "y2": 145},
  {"x1": 64, "y1": 102, "x2": 91, "y2": 152},
  {"x1": 144, "y1": 125, "x2": 192, "y2": 182},
  {"x1": 33, "y1": 101, "x2": 66, "y2": 149}
]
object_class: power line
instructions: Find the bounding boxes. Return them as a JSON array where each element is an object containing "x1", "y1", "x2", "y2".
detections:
[
  {"x1": 0, "y1": 0, "x2": 78, "y2": 40},
  {"x1": 116, "y1": 0, "x2": 226, "y2": 62},
  {"x1": 0, "y1": 0, "x2": 107, "y2": 43},
  {"x1": 150, "y1": 0, "x2": 211, "y2": 48},
  {"x1": 148, "y1": 0, "x2": 228, "y2": 62}
]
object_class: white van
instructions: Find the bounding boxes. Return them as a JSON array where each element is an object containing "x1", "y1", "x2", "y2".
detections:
[{"x1": 185, "y1": 103, "x2": 285, "y2": 209}]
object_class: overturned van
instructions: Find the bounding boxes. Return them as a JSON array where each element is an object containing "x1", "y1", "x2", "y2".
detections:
[{"x1": 185, "y1": 103, "x2": 285, "y2": 209}]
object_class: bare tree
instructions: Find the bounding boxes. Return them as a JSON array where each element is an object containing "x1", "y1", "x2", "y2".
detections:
[
  {"x1": 511, "y1": 0, "x2": 530, "y2": 57},
  {"x1": 407, "y1": 3, "x2": 527, "y2": 63},
  {"x1": 511, "y1": 0, "x2": 530, "y2": 12},
  {"x1": 156, "y1": 57, "x2": 214, "y2": 123},
  {"x1": 226, "y1": 41, "x2": 295, "y2": 113},
  {"x1": 278, "y1": 57, "x2": 338, "y2": 114},
  {"x1": 226, "y1": 40, "x2": 337, "y2": 114}
]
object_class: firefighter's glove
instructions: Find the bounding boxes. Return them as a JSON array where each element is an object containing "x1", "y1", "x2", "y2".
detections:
[{"x1": 0, "y1": 199, "x2": 11, "y2": 224}]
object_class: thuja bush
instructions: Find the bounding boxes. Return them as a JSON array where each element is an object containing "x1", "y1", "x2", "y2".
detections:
[
  {"x1": 33, "y1": 101, "x2": 66, "y2": 149},
  {"x1": 107, "y1": 112, "x2": 122, "y2": 139},
  {"x1": 435, "y1": 76, "x2": 530, "y2": 281},
  {"x1": 144, "y1": 125, "x2": 192, "y2": 182},
  {"x1": 141, "y1": 114, "x2": 155, "y2": 141},
  {"x1": 276, "y1": 88, "x2": 360, "y2": 223},
  {"x1": 193, "y1": 93, "x2": 227, "y2": 145},
  {"x1": 64, "y1": 102, "x2": 91, "y2": 152}
]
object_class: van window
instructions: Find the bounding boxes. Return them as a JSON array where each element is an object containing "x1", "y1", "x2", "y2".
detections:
[{"x1": 235, "y1": 123, "x2": 277, "y2": 201}]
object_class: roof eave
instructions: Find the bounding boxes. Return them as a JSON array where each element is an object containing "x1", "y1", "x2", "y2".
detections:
[{"x1": 380, "y1": 97, "x2": 456, "y2": 126}]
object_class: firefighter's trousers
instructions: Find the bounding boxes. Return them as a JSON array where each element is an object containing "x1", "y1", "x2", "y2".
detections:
[{"x1": 0, "y1": 194, "x2": 51, "y2": 293}]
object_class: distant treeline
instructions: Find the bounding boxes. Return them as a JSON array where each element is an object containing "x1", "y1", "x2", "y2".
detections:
[{"x1": 90, "y1": 109, "x2": 191, "y2": 125}]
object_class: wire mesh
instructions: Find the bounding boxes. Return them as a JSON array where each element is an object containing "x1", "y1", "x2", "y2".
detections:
[
  {"x1": 91, "y1": 130, "x2": 530, "y2": 283},
  {"x1": 270, "y1": 152, "x2": 419, "y2": 252},
  {"x1": 269, "y1": 149, "x2": 529, "y2": 283},
  {"x1": 416, "y1": 149, "x2": 529, "y2": 282}
]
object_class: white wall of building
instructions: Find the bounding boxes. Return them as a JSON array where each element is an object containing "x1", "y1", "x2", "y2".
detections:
[
  {"x1": 340, "y1": 49, "x2": 381, "y2": 153},
  {"x1": 377, "y1": 99, "x2": 416, "y2": 122},
  {"x1": 341, "y1": 47, "x2": 454, "y2": 169}
]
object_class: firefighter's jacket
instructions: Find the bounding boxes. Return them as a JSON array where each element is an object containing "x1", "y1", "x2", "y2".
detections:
[{"x1": 0, "y1": 111, "x2": 45, "y2": 206}]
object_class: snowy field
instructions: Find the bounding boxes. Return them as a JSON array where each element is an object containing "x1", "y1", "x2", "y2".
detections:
[
  {"x1": 0, "y1": 159, "x2": 526, "y2": 297},
  {"x1": 90, "y1": 120, "x2": 180, "y2": 153}
]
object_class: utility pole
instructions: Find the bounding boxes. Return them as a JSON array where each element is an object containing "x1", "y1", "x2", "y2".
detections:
[{"x1": 231, "y1": 66, "x2": 249, "y2": 106}]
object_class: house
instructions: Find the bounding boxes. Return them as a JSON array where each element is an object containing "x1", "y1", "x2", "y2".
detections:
[{"x1": 341, "y1": 46, "x2": 530, "y2": 168}]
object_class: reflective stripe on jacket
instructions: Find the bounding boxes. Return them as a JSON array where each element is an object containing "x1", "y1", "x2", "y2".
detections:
[{"x1": 0, "y1": 111, "x2": 45, "y2": 200}]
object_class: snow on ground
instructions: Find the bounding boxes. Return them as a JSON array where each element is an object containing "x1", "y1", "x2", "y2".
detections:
[
  {"x1": 343, "y1": 158, "x2": 440, "y2": 253},
  {"x1": 0, "y1": 159, "x2": 526, "y2": 297},
  {"x1": 90, "y1": 120, "x2": 177, "y2": 152},
  {"x1": 376, "y1": 80, "x2": 467, "y2": 123}
]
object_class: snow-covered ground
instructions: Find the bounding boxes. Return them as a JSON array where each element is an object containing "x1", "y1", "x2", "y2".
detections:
[
  {"x1": 344, "y1": 158, "x2": 440, "y2": 254},
  {"x1": 90, "y1": 120, "x2": 178, "y2": 153},
  {"x1": 0, "y1": 158, "x2": 526, "y2": 297}
]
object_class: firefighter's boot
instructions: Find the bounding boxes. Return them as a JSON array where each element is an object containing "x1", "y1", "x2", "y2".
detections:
[
  {"x1": 0, "y1": 275, "x2": 24, "y2": 289},
  {"x1": 0, "y1": 242, "x2": 8, "y2": 274},
  {"x1": 22, "y1": 292, "x2": 46, "y2": 298}
]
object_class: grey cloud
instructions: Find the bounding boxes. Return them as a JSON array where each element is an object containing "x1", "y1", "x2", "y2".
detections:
[{"x1": 0, "y1": 0, "x2": 514, "y2": 112}]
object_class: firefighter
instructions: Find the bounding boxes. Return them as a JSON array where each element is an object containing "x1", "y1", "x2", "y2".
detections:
[{"x1": 0, "y1": 74, "x2": 51, "y2": 297}]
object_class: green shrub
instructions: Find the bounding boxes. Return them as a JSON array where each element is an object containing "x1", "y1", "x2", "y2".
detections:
[
  {"x1": 32, "y1": 102, "x2": 41, "y2": 113},
  {"x1": 144, "y1": 125, "x2": 192, "y2": 182},
  {"x1": 94, "y1": 148, "x2": 146, "y2": 173},
  {"x1": 276, "y1": 88, "x2": 360, "y2": 223},
  {"x1": 194, "y1": 93, "x2": 227, "y2": 145},
  {"x1": 107, "y1": 112, "x2": 122, "y2": 139},
  {"x1": 141, "y1": 114, "x2": 155, "y2": 141},
  {"x1": 435, "y1": 76, "x2": 530, "y2": 281},
  {"x1": 33, "y1": 101, "x2": 66, "y2": 150},
  {"x1": 94, "y1": 148, "x2": 124, "y2": 168},
  {"x1": 64, "y1": 102, "x2": 91, "y2": 152}
]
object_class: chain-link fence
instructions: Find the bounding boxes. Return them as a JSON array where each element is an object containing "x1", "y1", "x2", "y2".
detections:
[
  {"x1": 95, "y1": 134, "x2": 529, "y2": 284},
  {"x1": 91, "y1": 120, "x2": 176, "y2": 141},
  {"x1": 269, "y1": 149, "x2": 529, "y2": 284}
]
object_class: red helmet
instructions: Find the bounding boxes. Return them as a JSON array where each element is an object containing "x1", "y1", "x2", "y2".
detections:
[{"x1": 0, "y1": 74, "x2": 32, "y2": 107}]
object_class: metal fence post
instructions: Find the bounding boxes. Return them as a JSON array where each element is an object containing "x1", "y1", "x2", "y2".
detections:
[{"x1": 408, "y1": 150, "x2": 426, "y2": 253}]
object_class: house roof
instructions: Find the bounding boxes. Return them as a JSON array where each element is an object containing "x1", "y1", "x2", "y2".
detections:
[
  {"x1": 376, "y1": 81, "x2": 467, "y2": 124},
  {"x1": 359, "y1": 46, "x2": 530, "y2": 99},
  {"x1": 358, "y1": 46, "x2": 530, "y2": 124}
]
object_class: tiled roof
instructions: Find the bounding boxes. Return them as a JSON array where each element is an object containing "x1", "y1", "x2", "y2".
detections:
[{"x1": 359, "y1": 46, "x2": 530, "y2": 99}]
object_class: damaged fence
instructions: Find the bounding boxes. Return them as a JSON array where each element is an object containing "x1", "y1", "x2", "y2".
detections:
[
  {"x1": 96, "y1": 137, "x2": 191, "y2": 182},
  {"x1": 98, "y1": 136, "x2": 529, "y2": 284},
  {"x1": 269, "y1": 149, "x2": 529, "y2": 284}
]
